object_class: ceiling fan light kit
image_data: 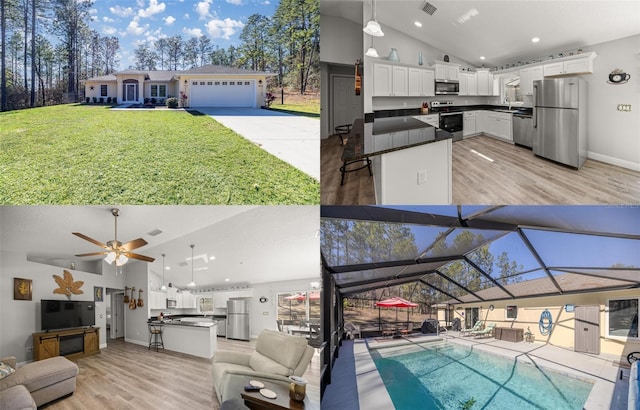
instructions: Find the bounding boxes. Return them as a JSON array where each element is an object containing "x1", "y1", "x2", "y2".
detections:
[
  {"x1": 161, "y1": 254, "x2": 167, "y2": 291},
  {"x1": 188, "y1": 244, "x2": 196, "y2": 287}
]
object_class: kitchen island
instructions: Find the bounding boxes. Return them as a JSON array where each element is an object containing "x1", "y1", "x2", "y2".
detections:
[
  {"x1": 149, "y1": 320, "x2": 217, "y2": 359},
  {"x1": 344, "y1": 117, "x2": 453, "y2": 204}
]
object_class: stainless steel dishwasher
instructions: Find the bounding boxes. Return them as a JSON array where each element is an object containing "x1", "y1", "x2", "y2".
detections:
[{"x1": 513, "y1": 114, "x2": 533, "y2": 148}]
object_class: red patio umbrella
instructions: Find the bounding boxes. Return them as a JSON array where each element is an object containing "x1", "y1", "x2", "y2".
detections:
[
  {"x1": 375, "y1": 297, "x2": 418, "y2": 330},
  {"x1": 284, "y1": 293, "x2": 305, "y2": 320}
]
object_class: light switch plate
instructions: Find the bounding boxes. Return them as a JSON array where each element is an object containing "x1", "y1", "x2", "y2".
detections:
[{"x1": 417, "y1": 170, "x2": 427, "y2": 185}]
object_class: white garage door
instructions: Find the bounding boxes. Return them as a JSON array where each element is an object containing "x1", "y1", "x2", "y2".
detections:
[{"x1": 189, "y1": 79, "x2": 255, "y2": 108}]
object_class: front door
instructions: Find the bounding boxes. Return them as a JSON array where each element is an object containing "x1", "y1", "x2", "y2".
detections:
[
  {"x1": 126, "y1": 84, "x2": 136, "y2": 101},
  {"x1": 575, "y1": 306, "x2": 600, "y2": 354},
  {"x1": 465, "y1": 307, "x2": 479, "y2": 329}
]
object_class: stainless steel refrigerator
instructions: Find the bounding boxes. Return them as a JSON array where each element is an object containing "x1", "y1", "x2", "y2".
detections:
[
  {"x1": 533, "y1": 77, "x2": 587, "y2": 169},
  {"x1": 226, "y1": 298, "x2": 250, "y2": 341}
]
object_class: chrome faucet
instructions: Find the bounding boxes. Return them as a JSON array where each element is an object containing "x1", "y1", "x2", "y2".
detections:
[{"x1": 505, "y1": 97, "x2": 511, "y2": 110}]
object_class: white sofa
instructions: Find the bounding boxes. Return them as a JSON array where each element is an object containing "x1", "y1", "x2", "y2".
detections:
[{"x1": 212, "y1": 329, "x2": 314, "y2": 403}]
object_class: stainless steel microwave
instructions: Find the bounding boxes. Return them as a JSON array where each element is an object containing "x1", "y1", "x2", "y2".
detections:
[
  {"x1": 435, "y1": 80, "x2": 459, "y2": 95},
  {"x1": 166, "y1": 298, "x2": 177, "y2": 308}
]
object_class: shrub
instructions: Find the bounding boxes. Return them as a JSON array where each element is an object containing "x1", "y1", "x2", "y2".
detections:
[
  {"x1": 106, "y1": 97, "x2": 111, "y2": 104},
  {"x1": 151, "y1": 97, "x2": 156, "y2": 104},
  {"x1": 144, "y1": 97, "x2": 150, "y2": 104},
  {"x1": 166, "y1": 97, "x2": 179, "y2": 108},
  {"x1": 92, "y1": 97, "x2": 97, "y2": 103},
  {"x1": 99, "y1": 97, "x2": 104, "y2": 103},
  {"x1": 86, "y1": 97, "x2": 90, "y2": 103}
]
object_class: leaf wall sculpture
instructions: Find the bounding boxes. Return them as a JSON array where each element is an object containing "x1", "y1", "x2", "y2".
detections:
[{"x1": 53, "y1": 270, "x2": 84, "y2": 300}]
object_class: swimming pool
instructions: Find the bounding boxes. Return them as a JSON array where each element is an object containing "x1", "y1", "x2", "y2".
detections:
[{"x1": 370, "y1": 341, "x2": 593, "y2": 410}]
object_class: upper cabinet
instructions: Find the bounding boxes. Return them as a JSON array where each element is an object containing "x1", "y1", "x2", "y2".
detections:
[
  {"x1": 434, "y1": 61, "x2": 459, "y2": 81},
  {"x1": 459, "y1": 73, "x2": 477, "y2": 96},
  {"x1": 408, "y1": 68, "x2": 435, "y2": 97},
  {"x1": 373, "y1": 63, "x2": 408, "y2": 96},
  {"x1": 543, "y1": 55, "x2": 594, "y2": 77},
  {"x1": 476, "y1": 70, "x2": 495, "y2": 96},
  {"x1": 519, "y1": 66, "x2": 543, "y2": 95}
]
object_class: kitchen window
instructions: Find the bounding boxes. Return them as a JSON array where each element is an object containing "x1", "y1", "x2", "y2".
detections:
[
  {"x1": 100, "y1": 85, "x2": 108, "y2": 97},
  {"x1": 150, "y1": 85, "x2": 166, "y2": 98},
  {"x1": 505, "y1": 305, "x2": 518, "y2": 320},
  {"x1": 608, "y1": 298, "x2": 638, "y2": 338},
  {"x1": 199, "y1": 296, "x2": 214, "y2": 313}
]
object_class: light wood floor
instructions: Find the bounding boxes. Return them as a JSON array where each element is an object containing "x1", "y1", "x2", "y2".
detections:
[
  {"x1": 44, "y1": 337, "x2": 320, "y2": 410},
  {"x1": 321, "y1": 134, "x2": 640, "y2": 204}
]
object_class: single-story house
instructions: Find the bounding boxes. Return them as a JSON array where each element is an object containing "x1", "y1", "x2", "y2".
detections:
[{"x1": 83, "y1": 65, "x2": 276, "y2": 108}]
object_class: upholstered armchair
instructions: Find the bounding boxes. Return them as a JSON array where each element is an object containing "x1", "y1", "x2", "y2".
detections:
[{"x1": 212, "y1": 329, "x2": 314, "y2": 403}]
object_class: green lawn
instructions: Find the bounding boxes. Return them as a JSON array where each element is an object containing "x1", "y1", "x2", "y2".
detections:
[
  {"x1": 270, "y1": 103, "x2": 320, "y2": 118},
  {"x1": 0, "y1": 105, "x2": 319, "y2": 204}
]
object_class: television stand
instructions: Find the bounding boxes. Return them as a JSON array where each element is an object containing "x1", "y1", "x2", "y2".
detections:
[{"x1": 33, "y1": 327, "x2": 100, "y2": 361}]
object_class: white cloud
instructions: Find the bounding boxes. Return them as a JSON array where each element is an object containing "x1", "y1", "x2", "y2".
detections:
[
  {"x1": 136, "y1": 0, "x2": 145, "y2": 7},
  {"x1": 103, "y1": 16, "x2": 115, "y2": 23},
  {"x1": 226, "y1": 0, "x2": 243, "y2": 5},
  {"x1": 103, "y1": 26, "x2": 117, "y2": 35},
  {"x1": 184, "y1": 13, "x2": 190, "y2": 20},
  {"x1": 183, "y1": 27, "x2": 204, "y2": 37},
  {"x1": 164, "y1": 16, "x2": 176, "y2": 25},
  {"x1": 205, "y1": 17, "x2": 244, "y2": 40},
  {"x1": 110, "y1": 5, "x2": 134, "y2": 18},
  {"x1": 89, "y1": 8, "x2": 98, "y2": 16},
  {"x1": 127, "y1": 19, "x2": 149, "y2": 36},
  {"x1": 195, "y1": 0, "x2": 213, "y2": 20},
  {"x1": 138, "y1": 0, "x2": 166, "y2": 18}
]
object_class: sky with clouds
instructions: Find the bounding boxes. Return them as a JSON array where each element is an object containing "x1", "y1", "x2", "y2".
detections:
[{"x1": 88, "y1": 0, "x2": 277, "y2": 69}]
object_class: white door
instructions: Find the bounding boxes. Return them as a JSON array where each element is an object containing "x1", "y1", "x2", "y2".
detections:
[
  {"x1": 112, "y1": 293, "x2": 125, "y2": 339},
  {"x1": 332, "y1": 75, "x2": 362, "y2": 132},
  {"x1": 190, "y1": 79, "x2": 255, "y2": 107}
]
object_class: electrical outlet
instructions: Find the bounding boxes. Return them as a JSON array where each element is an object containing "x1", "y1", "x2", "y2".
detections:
[
  {"x1": 617, "y1": 104, "x2": 632, "y2": 112},
  {"x1": 263, "y1": 312, "x2": 269, "y2": 315},
  {"x1": 26, "y1": 346, "x2": 32, "y2": 353},
  {"x1": 417, "y1": 170, "x2": 427, "y2": 185}
]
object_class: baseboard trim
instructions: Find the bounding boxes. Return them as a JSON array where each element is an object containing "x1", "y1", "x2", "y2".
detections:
[
  {"x1": 100, "y1": 343, "x2": 108, "y2": 349},
  {"x1": 587, "y1": 151, "x2": 640, "y2": 172},
  {"x1": 124, "y1": 338, "x2": 148, "y2": 347}
]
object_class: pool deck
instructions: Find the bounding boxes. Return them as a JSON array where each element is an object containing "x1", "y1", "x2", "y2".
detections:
[{"x1": 324, "y1": 332, "x2": 631, "y2": 410}]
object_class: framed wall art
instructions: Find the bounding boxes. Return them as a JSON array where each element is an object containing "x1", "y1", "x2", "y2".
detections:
[
  {"x1": 14, "y1": 278, "x2": 33, "y2": 301},
  {"x1": 94, "y1": 286, "x2": 104, "y2": 302}
]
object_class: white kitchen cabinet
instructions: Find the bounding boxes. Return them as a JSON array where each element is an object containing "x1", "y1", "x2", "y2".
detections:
[
  {"x1": 543, "y1": 56, "x2": 593, "y2": 77},
  {"x1": 434, "y1": 62, "x2": 459, "y2": 81},
  {"x1": 214, "y1": 293, "x2": 229, "y2": 309},
  {"x1": 483, "y1": 112, "x2": 512, "y2": 141},
  {"x1": 413, "y1": 114, "x2": 439, "y2": 128},
  {"x1": 485, "y1": 114, "x2": 500, "y2": 137},
  {"x1": 466, "y1": 73, "x2": 477, "y2": 96},
  {"x1": 477, "y1": 70, "x2": 493, "y2": 96},
  {"x1": 463, "y1": 111, "x2": 477, "y2": 137},
  {"x1": 477, "y1": 111, "x2": 488, "y2": 133},
  {"x1": 149, "y1": 290, "x2": 167, "y2": 310},
  {"x1": 520, "y1": 66, "x2": 543, "y2": 95},
  {"x1": 373, "y1": 63, "x2": 408, "y2": 96},
  {"x1": 498, "y1": 117, "x2": 512, "y2": 141},
  {"x1": 459, "y1": 73, "x2": 466, "y2": 95},
  {"x1": 408, "y1": 68, "x2": 435, "y2": 97}
]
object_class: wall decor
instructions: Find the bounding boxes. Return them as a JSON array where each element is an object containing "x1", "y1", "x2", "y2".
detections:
[
  {"x1": 94, "y1": 286, "x2": 103, "y2": 302},
  {"x1": 388, "y1": 48, "x2": 399, "y2": 62},
  {"x1": 354, "y1": 59, "x2": 362, "y2": 95},
  {"x1": 53, "y1": 270, "x2": 84, "y2": 300},
  {"x1": 259, "y1": 296, "x2": 268, "y2": 303},
  {"x1": 608, "y1": 68, "x2": 630, "y2": 84},
  {"x1": 14, "y1": 278, "x2": 32, "y2": 301},
  {"x1": 443, "y1": 54, "x2": 450, "y2": 62}
]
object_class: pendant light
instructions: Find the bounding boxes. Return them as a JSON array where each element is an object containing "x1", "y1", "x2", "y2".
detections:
[
  {"x1": 363, "y1": 0, "x2": 384, "y2": 37},
  {"x1": 161, "y1": 254, "x2": 167, "y2": 291},
  {"x1": 365, "y1": 36, "x2": 380, "y2": 58},
  {"x1": 187, "y1": 244, "x2": 196, "y2": 287}
]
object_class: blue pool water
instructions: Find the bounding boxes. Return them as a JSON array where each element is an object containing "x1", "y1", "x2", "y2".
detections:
[{"x1": 370, "y1": 342, "x2": 593, "y2": 410}]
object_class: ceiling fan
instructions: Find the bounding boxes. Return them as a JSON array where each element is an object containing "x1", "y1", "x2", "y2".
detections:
[{"x1": 73, "y1": 208, "x2": 155, "y2": 266}]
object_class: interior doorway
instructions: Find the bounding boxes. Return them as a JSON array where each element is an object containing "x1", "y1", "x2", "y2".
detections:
[
  {"x1": 109, "y1": 291, "x2": 125, "y2": 341},
  {"x1": 331, "y1": 74, "x2": 363, "y2": 133}
]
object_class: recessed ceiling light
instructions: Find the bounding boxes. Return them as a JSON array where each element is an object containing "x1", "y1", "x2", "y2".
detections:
[
  {"x1": 209, "y1": 256, "x2": 215, "y2": 261},
  {"x1": 480, "y1": 56, "x2": 485, "y2": 60},
  {"x1": 414, "y1": 21, "x2": 422, "y2": 27},
  {"x1": 225, "y1": 278, "x2": 230, "y2": 282},
  {"x1": 532, "y1": 37, "x2": 540, "y2": 43},
  {"x1": 165, "y1": 266, "x2": 170, "y2": 270}
]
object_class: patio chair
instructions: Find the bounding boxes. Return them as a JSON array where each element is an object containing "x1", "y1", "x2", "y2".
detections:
[
  {"x1": 461, "y1": 320, "x2": 483, "y2": 337},
  {"x1": 344, "y1": 322, "x2": 361, "y2": 339},
  {"x1": 471, "y1": 322, "x2": 496, "y2": 338}
]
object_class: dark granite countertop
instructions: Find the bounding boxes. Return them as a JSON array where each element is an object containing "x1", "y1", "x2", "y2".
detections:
[
  {"x1": 373, "y1": 105, "x2": 533, "y2": 118},
  {"x1": 343, "y1": 117, "x2": 453, "y2": 162},
  {"x1": 148, "y1": 319, "x2": 216, "y2": 328}
]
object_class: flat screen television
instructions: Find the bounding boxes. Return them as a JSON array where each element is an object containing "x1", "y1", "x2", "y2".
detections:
[{"x1": 41, "y1": 300, "x2": 95, "y2": 331}]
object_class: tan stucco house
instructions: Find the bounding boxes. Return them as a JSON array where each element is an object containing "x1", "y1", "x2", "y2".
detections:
[{"x1": 83, "y1": 65, "x2": 275, "y2": 108}]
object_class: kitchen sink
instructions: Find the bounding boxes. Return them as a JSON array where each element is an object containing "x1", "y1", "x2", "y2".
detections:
[{"x1": 495, "y1": 109, "x2": 521, "y2": 113}]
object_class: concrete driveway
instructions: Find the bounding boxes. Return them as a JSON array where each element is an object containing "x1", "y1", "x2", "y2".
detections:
[{"x1": 196, "y1": 108, "x2": 319, "y2": 180}]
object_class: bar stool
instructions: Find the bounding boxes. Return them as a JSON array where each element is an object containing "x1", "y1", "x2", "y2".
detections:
[
  {"x1": 335, "y1": 124, "x2": 351, "y2": 145},
  {"x1": 148, "y1": 323, "x2": 164, "y2": 351},
  {"x1": 340, "y1": 145, "x2": 372, "y2": 186}
]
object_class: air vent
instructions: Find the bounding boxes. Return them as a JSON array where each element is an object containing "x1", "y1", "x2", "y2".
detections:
[
  {"x1": 148, "y1": 228, "x2": 163, "y2": 236},
  {"x1": 422, "y1": 2, "x2": 437, "y2": 15},
  {"x1": 178, "y1": 261, "x2": 188, "y2": 267}
]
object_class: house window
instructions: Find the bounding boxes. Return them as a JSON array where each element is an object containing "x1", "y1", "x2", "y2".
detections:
[
  {"x1": 230, "y1": 81, "x2": 235, "y2": 85},
  {"x1": 276, "y1": 291, "x2": 321, "y2": 326},
  {"x1": 608, "y1": 298, "x2": 638, "y2": 338},
  {"x1": 150, "y1": 85, "x2": 167, "y2": 98},
  {"x1": 192, "y1": 81, "x2": 198, "y2": 86},
  {"x1": 222, "y1": 82, "x2": 228, "y2": 85},
  {"x1": 505, "y1": 305, "x2": 518, "y2": 320},
  {"x1": 200, "y1": 81, "x2": 205, "y2": 85},
  {"x1": 207, "y1": 81, "x2": 213, "y2": 85},
  {"x1": 100, "y1": 85, "x2": 108, "y2": 97},
  {"x1": 244, "y1": 81, "x2": 251, "y2": 85},
  {"x1": 215, "y1": 81, "x2": 220, "y2": 85},
  {"x1": 237, "y1": 83, "x2": 243, "y2": 86},
  {"x1": 199, "y1": 297, "x2": 214, "y2": 313}
]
